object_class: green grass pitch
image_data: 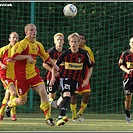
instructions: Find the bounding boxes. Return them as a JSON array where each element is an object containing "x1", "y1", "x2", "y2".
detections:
[{"x1": 0, "y1": 113, "x2": 133, "y2": 132}]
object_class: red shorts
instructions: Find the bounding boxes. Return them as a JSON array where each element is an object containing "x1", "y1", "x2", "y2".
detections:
[
  {"x1": 15, "y1": 74, "x2": 44, "y2": 97},
  {"x1": 75, "y1": 81, "x2": 91, "y2": 95},
  {"x1": 1, "y1": 78, "x2": 14, "y2": 89}
]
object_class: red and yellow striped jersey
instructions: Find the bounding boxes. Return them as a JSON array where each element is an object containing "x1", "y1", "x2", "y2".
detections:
[
  {"x1": 56, "y1": 48, "x2": 92, "y2": 85},
  {"x1": 44, "y1": 46, "x2": 66, "y2": 80},
  {"x1": 11, "y1": 36, "x2": 50, "y2": 80},
  {"x1": 118, "y1": 49, "x2": 133, "y2": 79},
  {"x1": 0, "y1": 44, "x2": 15, "y2": 80}
]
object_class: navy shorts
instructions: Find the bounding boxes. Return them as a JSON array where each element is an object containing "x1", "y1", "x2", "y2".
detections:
[
  {"x1": 60, "y1": 78, "x2": 78, "y2": 96},
  {"x1": 123, "y1": 78, "x2": 133, "y2": 95},
  {"x1": 46, "y1": 80, "x2": 60, "y2": 93}
]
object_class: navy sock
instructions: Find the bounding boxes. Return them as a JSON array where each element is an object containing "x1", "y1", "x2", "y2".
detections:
[{"x1": 59, "y1": 96, "x2": 71, "y2": 116}]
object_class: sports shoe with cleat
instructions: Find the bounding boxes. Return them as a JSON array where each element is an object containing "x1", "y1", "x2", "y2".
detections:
[
  {"x1": 5, "y1": 106, "x2": 12, "y2": 117},
  {"x1": 0, "y1": 115, "x2": 4, "y2": 120},
  {"x1": 77, "y1": 114, "x2": 84, "y2": 122},
  {"x1": 11, "y1": 114, "x2": 17, "y2": 121},
  {"x1": 72, "y1": 117, "x2": 77, "y2": 122},
  {"x1": 126, "y1": 116, "x2": 131, "y2": 124},
  {"x1": 56, "y1": 118, "x2": 65, "y2": 126},
  {"x1": 45, "y1": 118, "x2": 55, "y2": 126},
  {"x1": 62, "y1": 116, "x2": 68, "y2": 122}
]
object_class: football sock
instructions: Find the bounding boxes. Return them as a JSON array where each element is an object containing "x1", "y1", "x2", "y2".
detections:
[
  {"x1": 125, "y1": 109, "x2": 130, "y2": 118},
  {"x1": 9, "y1": 95, "x2": 16, "y2": 115},
  {"x1": 11, "y1": 107, "x2": 16, "y2": 116},
  {"x1": 77, "y1": 101, "x2": 87, "y2": 115},
  {"x1": 70, "y1": 104, "x2": 77, "y2": 119},
  {"x1": 7, "y1": 98, "x2": 18, "y2": 107},
  {"x1": 59, "y1": 96, "x2": 71, "y2": 116},
  {"x1": 0, "y1": 97, "x2": 7, "y2": 115},
  {"x1": 40, "y1": 102, "x2": 51, "y2": 120},
  {"x1": 2, "y1": 97, "x2": 7, "y2": 104},
  {"x1": 10, "y1": 95, "x2": 15, "y2": 100}
]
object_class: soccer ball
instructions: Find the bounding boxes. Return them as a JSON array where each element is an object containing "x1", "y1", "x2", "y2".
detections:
[{"x1": 63, "y1": 4, "x2": 77, "y2": 18}]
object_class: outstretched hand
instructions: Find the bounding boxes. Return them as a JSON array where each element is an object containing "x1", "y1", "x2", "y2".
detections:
[
  {"x1": 49, "y1": 66, "x2": 59, "y2": 86},
  {"x1": 81, "y1": 79, "x2": 89, "y2": 88},
  {"x1": 27, "y1": 55, "x2": 34, "y2": 64},
  {"x1": 127, "y1": 69, "x2": 133, "y2": 75},
  {"x1": 49, "y1": 77, "x2": 56, "y2": 86}
]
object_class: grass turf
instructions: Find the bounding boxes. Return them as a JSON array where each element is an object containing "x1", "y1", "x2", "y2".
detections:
[{"x1": 0, "y1": 113, "x2": 133, "y2": 132}]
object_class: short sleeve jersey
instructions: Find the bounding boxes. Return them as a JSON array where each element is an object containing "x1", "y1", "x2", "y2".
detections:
[
  {"x1": 0, "y1": 44, "x2": 15, "y2": 80},
  {"x1": 11, "y1": 36, "x2": 50, "y2": 80},
  {"x1": 84, "y1": 45, "x2": 95, "y2": 65},
  {"x1": 45, "y1": 46, "x2": 66, "y2": 80},
  {"x1": 56, "y1": 48, "x2": 92, "y2": 85},
  {"x1": 118, "y1": 49, "x2": 133, "y2": 79}
]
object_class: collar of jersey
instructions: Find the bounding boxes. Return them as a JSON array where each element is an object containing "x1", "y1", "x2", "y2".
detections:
[{"x1": 25, "y1": 36, "x2": 36, "y2": 43}]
